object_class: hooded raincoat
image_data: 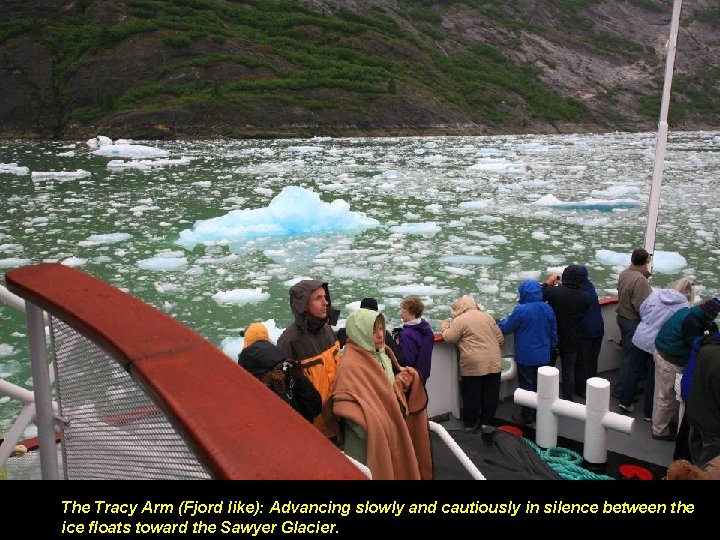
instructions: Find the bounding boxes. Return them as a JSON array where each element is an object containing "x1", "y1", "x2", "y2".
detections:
[
  {"x1": 277, "y1": 279, "x2": 340, "y2": 437},
  {"x1": 498, "y1": 280, "x2": 558, "y2": 366}
]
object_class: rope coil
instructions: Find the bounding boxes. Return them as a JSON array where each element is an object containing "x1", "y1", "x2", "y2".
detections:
[{"x1": 526, "y1": 440, "x2": 614, "y2": 480}]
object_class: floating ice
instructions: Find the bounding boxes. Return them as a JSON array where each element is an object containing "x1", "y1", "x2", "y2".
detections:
[
  {"x1": 212, "y1": 288, "x2": 270, "y2": 305},
  {"x1": 94, "y1": 144, "x2": 169, "y2": 159},
  {"x1": 469, "y1": 159, "x2": 525, "y2": 173},
  {"x1": 137, "y1": 256, "x2": 188, "y2": 271},
  {"x1": 595, "y1": 249, "x2": 687, "y2": 273},
  {"x1": 31, "y1": 170, "x2": 91, "y2": 182},
  {"x1": 389, "y1": 222, "x2": 440, "y2": 234},
  {"x1": 79, "y1": 233, "x2": 132, "y2": 246},
  {"x1": 86, "y1": 135, "x2": 113, "y2": 148},
  {"x1": 532, "y1": 194, "x2": 642, "y2": 211},
  {"x1": 332, "y1": 267, "x2": 370, "y2": 278},
  {"x1": 380, "y1": 284, "x2": 454, "y2": 295},
  {"x1": 0, "y1": 258, "x2": 32, "y2": 268},
  {"x1": 176, "y1": 186, "x2": 379, "y2": 250},
  {"x1": 440, "y1": 255, "x2": 501, "y2": 265},
  {"x1": 591, "y1": 185, "x2": 641, "y2": 197},
  {"x1": 107, "y1": 157, "x2": 191, "y2": 171},
  {"x1": 0, "y1": 163, "x2": 30, "y2": 175},
  {"x1": 459, "y1": 200, "x2": 494, "y2": 211},
  {"x1": 506, "y1": 270, "x2": 542, "y2": 281},
  {"x1": 61, "y1": 257, "x2": 87, "y2": 267},
  {"x1": 443, "y1": 266, "x2": 474, "y2": 276}
]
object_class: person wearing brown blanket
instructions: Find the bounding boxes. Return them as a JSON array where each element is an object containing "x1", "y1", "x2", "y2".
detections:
[{"x1": 330, "y1": 308, "x2": 432, "y2": 480}]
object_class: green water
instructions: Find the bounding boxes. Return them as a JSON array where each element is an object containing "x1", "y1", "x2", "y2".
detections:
[{"x1": 1, "y1": 132, "x2": 719, "y2": 431}]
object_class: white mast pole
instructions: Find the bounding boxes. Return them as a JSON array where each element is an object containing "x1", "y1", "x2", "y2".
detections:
[{"x1": 644, "y1": 0, "x2": 683, "y2": 267}]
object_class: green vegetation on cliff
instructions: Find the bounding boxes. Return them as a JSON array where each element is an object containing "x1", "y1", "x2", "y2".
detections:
[{"x1": 0, "y1": 0, "x2": 718, "y2": 138}]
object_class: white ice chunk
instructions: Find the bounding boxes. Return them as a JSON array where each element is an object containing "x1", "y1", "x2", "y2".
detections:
[
  {"x1": 595, "y1": 249, "x2": 687, "y2": 274},
  {"x1": 388, "y1": 222, "x2": 440, "y2": 234},
  {"x1": 94, "y1": 144, "x2": 169, "y2": 159},
  {"x1": 31, "y1": 170, "x2": 91, "y2": 182},
  {"x1": 79, "y1": 233, "x2": 132, "y2": 246},
  {"x1": 137, "y1": 256, "x2": 188, "y2": 271},
  {"x1": 212, "y1": 288, "x2": 270, "y2": 305},
  {"x1": 177, "y1": 186, "x2": 379, "y2": 249},
  {"x1": 0, "y1": 163, "x2": 30, "y2": 175}
]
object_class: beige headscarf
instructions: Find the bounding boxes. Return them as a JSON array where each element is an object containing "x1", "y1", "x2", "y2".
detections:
[{"x1": 451, "y1": 295, "x2": 480, "y2": 318}]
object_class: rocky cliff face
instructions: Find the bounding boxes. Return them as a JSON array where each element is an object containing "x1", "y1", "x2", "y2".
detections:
[{"x1": 1, "y1": 0, "x2": 718, "y2": 139}]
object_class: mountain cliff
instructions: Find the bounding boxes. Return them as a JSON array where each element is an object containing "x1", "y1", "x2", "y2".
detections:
[{"x1": 1, "y1": 0, "x2": 719, "y2": 139}]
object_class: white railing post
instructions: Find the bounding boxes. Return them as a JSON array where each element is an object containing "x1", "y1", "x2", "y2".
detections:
[
  {"x1": 25, "y1": 303, "x2": 59, "y2": 479},
  {"x1": 514, "y1": 366, "x2": 633, "y2": 464}
]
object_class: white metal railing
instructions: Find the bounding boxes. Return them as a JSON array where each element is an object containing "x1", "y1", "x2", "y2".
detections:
[
  {"x1": 428, "y1": 421, "x2": 486, "y2": 480},
  {"x1": 0, "y1": 284, "x2": 60, "y2": 475},
  {"x1": 0, "y1": 284, "x2": 26, "y2": 312}
]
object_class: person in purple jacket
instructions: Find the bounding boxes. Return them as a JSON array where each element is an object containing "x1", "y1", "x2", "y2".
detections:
[{"x1": 395, "y1": 296, "x2": 434, "y2": 381}]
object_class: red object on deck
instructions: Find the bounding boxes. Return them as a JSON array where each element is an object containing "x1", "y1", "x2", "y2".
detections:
[
  {"x1": 497, "y1": 425, "x2": 523, "y2": 437},
  {"x1": 619, "y1": 464, "x2": 653, "y2": 480}
]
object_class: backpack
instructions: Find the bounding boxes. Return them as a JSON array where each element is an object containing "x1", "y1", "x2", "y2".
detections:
[{"x1": 681, "y1": 331, "x2": 720, "y2": 402}]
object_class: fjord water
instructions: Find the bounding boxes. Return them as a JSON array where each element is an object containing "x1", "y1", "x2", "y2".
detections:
[{"x1": 1, "y1": 132, "x2": 719, "y2": 431}]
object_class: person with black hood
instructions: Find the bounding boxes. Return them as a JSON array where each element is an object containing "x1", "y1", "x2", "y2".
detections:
[
  {"x1": 238, "y1": 323, "x2": 321, "y2": 423},
  {"x1": 277, "y1": 279, "x2": 341, "y2": 439},
  {"x1": 542, "y1": 265, "x2": 591, "y2": 401},
  {"x1": 575, "y1": 266, "x2": 605, "y2": 399}
]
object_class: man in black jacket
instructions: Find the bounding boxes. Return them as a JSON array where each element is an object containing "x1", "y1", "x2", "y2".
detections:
[{"x1": 542, "y1": 265, "x2": 591, "y2": 401}]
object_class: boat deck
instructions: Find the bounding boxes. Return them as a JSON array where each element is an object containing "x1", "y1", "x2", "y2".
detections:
[{"x1": 433, "y1": 367, "x2": 676, "y2": 480}]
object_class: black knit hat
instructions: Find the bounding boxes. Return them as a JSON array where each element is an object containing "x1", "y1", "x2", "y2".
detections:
[
  {"x1": 700, "y1": 298, "x2": 720, "y2": 319},
  {"x1": 360, "y1": 297, "x2": 379, "y2": 311}
]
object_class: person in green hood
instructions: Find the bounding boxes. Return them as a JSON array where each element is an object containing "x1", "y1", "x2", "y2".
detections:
[{"x1": 329, "y1": 308, "x2": 431, "y2": 479}]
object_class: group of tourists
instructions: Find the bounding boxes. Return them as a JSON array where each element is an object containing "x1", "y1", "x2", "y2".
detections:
[
  {"x1": 237, "y1": 280, "x2": 434, "y2": 479},
  {"x1": 614, "y1": 248, "x2": 719, "y2": 470},
  {"x1": 234, "y1": 248, "x2": 719, "y2": 479}
]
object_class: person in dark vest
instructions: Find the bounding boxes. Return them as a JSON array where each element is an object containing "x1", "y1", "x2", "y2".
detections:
[
  {"x1": 542, "y1": 265, "x2": 591, "y2": 401},
  {"x1": 574, "y1": 266, "x2": 604, "y2": 399}
]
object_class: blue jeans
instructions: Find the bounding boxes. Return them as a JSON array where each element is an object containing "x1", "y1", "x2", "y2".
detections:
[
  {"x1": 616, "y1": 315, "x2": 639, "y2": 396},
  {"x1": 619, "y1": 346, "x2": 654, "y2": 417}
]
